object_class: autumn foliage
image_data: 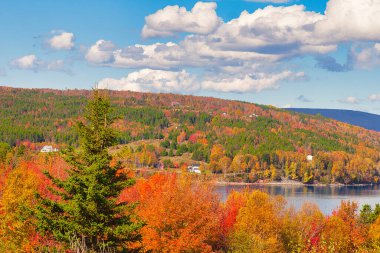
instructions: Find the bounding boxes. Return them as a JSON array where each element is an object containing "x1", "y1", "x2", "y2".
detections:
[
  {"x1": 1, "y1": 154, "x2": 380, "y2": 252},
  {"x1": 122, "y1": 173, "x2": 222, "y2": 252},
  {"x1": 0, "y1": 87, "x2": 380, "y2": 252},
  {"x1": 0, "y1": 153, "x2": 67, "y2": 252}
]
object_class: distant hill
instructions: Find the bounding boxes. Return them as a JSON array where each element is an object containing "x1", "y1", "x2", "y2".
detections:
[
  {"x1": 0, "y1": 86, "x2": 379, "y2": 184},
  {"x1": 286, "y1": 108, "x2": 380, "y2": 132}
]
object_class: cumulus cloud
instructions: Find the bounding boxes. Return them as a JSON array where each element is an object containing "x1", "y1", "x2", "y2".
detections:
[
  {"x1": 10, "y1": 55, "x2": 39, "y2": 70},
  {"x1": 85, "y1": 40, "x2": 116, "y2": 64},
  {"x1": 88, "y1": 0, "x2": 380, "y2": 72},
  {"x1": 86, "y1": 41, "x2": 187, "y2": 69},
  {"x1": 315, "y1": 0, "x2": 380, "y2": 43},
  {"x1": 194, "y1": 5, "x2": 328, "y2": 55},
  {"x1": 98, "y1": 69, "x2": 304, "y2": 94},
  {"x1": 369, "y1": 94, "x2": 380, "y2": 102},
  {"x1": 98, "y1": 69, "x2": 198, "y2": 93},
  {"x1": 338, "y1": 96, "x2": 360, "y2": 104},
  {"x1": 142, "y1": 2, "x2": 221, "y2": 38},
  {"x1": 48, "y1": 31, "x2": 75, "y2": 50},
  {"x1": 10, "y1": 54, "x2": 71, "y2": 73},
  {"x1": 86, "y1": 0, "x2": 380, "y2": 95},
  {"x1": 200, "y1": 0, "x2": 380, "y2": 59},
  {"x1": 201, "y1": 71, "x2": 304, "y2": 93}
]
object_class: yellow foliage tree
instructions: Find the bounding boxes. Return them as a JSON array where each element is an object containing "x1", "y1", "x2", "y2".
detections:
[
  {"x1": 228, "y1": 190, "x2": 286, "y2": 253},
  {"x1": 0, "y1": 162, "x2": 41, "y2": 252},
  {"x1": 369, "y1": 216, "x2": 380, "y2": 250}
]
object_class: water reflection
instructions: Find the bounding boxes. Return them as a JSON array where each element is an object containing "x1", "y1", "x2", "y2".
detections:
[{"x1": 216, "y1": 184, "x2": 380, "y2": 215}]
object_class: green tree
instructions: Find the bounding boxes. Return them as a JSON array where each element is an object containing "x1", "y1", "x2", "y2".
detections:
[
  {"x1": 0, "y1": 142, "x2": 10, "y2": 163},
  {"x1": 34, "y1": 90, "x2": 142, "y2": 252},
  {"x1": 360, "y1": 204, "x2": 380, "y2": 224}
]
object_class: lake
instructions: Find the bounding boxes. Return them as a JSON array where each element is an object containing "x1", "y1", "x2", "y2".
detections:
[{"x1": 215, "y1": 184, "x2": 380, "y2": 214}]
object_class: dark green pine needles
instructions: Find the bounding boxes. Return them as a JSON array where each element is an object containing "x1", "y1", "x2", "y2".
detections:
[{"x1": 34, "y1": 90, "x2": 142, "y2": 252}]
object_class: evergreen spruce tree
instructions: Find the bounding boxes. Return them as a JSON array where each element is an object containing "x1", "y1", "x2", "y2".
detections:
[{"x1": 34, "y1": 90, "x2": 141, "y2": 252}]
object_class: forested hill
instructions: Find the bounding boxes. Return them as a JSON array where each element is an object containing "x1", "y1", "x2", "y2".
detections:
[
  {"x1": 1, "y1": 86, "x2": 380, "y2": 184},
  {"x1": 287, "y1": 108, "x2": 380, "y2": 132}
]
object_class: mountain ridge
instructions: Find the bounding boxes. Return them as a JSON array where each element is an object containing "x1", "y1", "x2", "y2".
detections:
[{"x1": 286, "y1": 108, "x2": 380, "y2": 132}]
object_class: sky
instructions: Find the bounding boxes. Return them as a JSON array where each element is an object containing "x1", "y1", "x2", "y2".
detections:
[{"x1": 1, "y1": 0, "x2": 380, "y2": 114}]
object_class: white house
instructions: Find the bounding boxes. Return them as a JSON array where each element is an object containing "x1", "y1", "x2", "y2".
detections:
[
  {"x1": 306, "y1": 155, "x2": 313, "y2": 161},
  {"x1": 188, "y1": 165, "x2": 201, "y2": 174},
  {"x1": 41, "y1": 145, "x2": 59, "y2": 153},
  {"x1": 249, "y1": 113, "x2": 259, "y2": 118}
]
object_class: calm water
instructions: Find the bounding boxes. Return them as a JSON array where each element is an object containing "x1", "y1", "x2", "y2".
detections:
[{"x1": 216, "y1": 184, "x2": 380, "y2": 215}]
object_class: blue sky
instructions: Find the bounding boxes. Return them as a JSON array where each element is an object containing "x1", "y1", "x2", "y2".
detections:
[{"x1": 1, "y1": 0, "x2": 380, "y2": 114}]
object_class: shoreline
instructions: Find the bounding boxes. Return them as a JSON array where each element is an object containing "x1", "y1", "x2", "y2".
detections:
[{"x1": 213, "y1": 180, "x2": 375, "y2": 187}]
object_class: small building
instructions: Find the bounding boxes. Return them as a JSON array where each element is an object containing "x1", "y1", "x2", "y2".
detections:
[
  {"x1": 306, "y1": 155, "x2": 313, "y2": 162},
  {"x1": 188, "y1": 164, "x2": 201, "y2": 174},
  {"x1": 41, "y1": 145, "x2": 59, "y2": 153},
  {"x1": 249, "y1": 113, "x2": 259, "y2": 118},
  {"x1": 171, "y1": 101, "x2": 181, "y2": 107}
]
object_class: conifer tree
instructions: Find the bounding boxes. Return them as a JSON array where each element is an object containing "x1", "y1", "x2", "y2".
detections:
[{"x1": 34, "y1": 90, "x2": 141, "y2": 252}]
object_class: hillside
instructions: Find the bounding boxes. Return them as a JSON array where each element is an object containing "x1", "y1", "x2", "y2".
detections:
[
  {"x1": 287, "y1": 108, "x2": 380, "y2": 132},
  {"x1": 0, "y1": 86, "x2": 379, "y2": 184}
]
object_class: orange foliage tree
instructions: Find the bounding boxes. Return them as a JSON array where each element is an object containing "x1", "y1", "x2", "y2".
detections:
[
  {"x1": 123, "y1": 173, "x2": 223, "y2": 252},
  {"x1": 318, "y1": 201, "x2": 367, "y2": 253}
]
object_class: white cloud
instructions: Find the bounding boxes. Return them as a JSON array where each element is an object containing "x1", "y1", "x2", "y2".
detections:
[
  {"x1": 142, "y1": 2, "x2": 221, "y2": 38},
  {"x1": 98, "y1": 69, "x2": 303, "y2": 94},
  {"x1": 88, "y1": 0, "x2": 380, "y2": 72},
  {"x1": 206, "y1": 5, "x2": 328, "y2": 56},
  {"x1": 351, "y1": 43, "x2": 380, "y2": 69},
  {"x1": 86, "y1": 36, "x2": 281, "y2": 71},
  {"x1": 10, "y1": 55, "x2": 40, "y2": 70},
  {"x1": 201, "y1": 71, "x2": 304, "y2": 93},
  {"x1": 282, "y1": 104, "x2": 292, "y2": 108},
  {"x1": 140, "y1": 0, "x2": 380, "y2": 64},
  {"x1": 98, "y1": 69, "x2": 198, "y2": 93},
  {"x1": 10, "y1": 54, "x2": 70, "y2": 73},
  {"x1": 86, "y1": 0, "x2": 380, "y2": 95},
  {"x1": 48, "y1": 31, "x2": 75, "y2": 50},
  {"x1": 46, "y1": 59, "x2": 68, "y2": 72},
  {"x1": 0, "y1": 68, "x2": 6, "y2": 76},
  {"x1": 369, "y1": 94, "x2": 380, "y2": 102},
  {"x1": 376, "y1": 44, "x2": 380, "y2": 52},
  {"x1": 86, "y1": 41, "x2": 188, "y2": 69},
  {"x1": 315, "y1": 0, "x2": 380, "y2": 43},
  {"x1": 85, "y1": 40, "x2": 116, "y2": 64},
  {"x1": 338, "y1": 96, "x2": 360, "y2": 104},
  {"x1": 113, "y1": 42, "x2": 185, "y2": 69}
]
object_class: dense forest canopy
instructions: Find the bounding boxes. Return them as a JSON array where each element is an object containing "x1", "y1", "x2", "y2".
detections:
[{"x1": 0, "y1": 86, "x2": 379, "y2": 184}]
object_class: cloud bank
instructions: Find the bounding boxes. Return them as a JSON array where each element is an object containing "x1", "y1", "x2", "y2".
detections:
[
  {"x1": 98, "y1": 69, "x2": 198, "y2": 93},
  {"x1": 31, "y1": 0, "x2": 380, "y2": 94},
  {"x1": 98, "y1": 69, "x2": 304, "y2": 93}
]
